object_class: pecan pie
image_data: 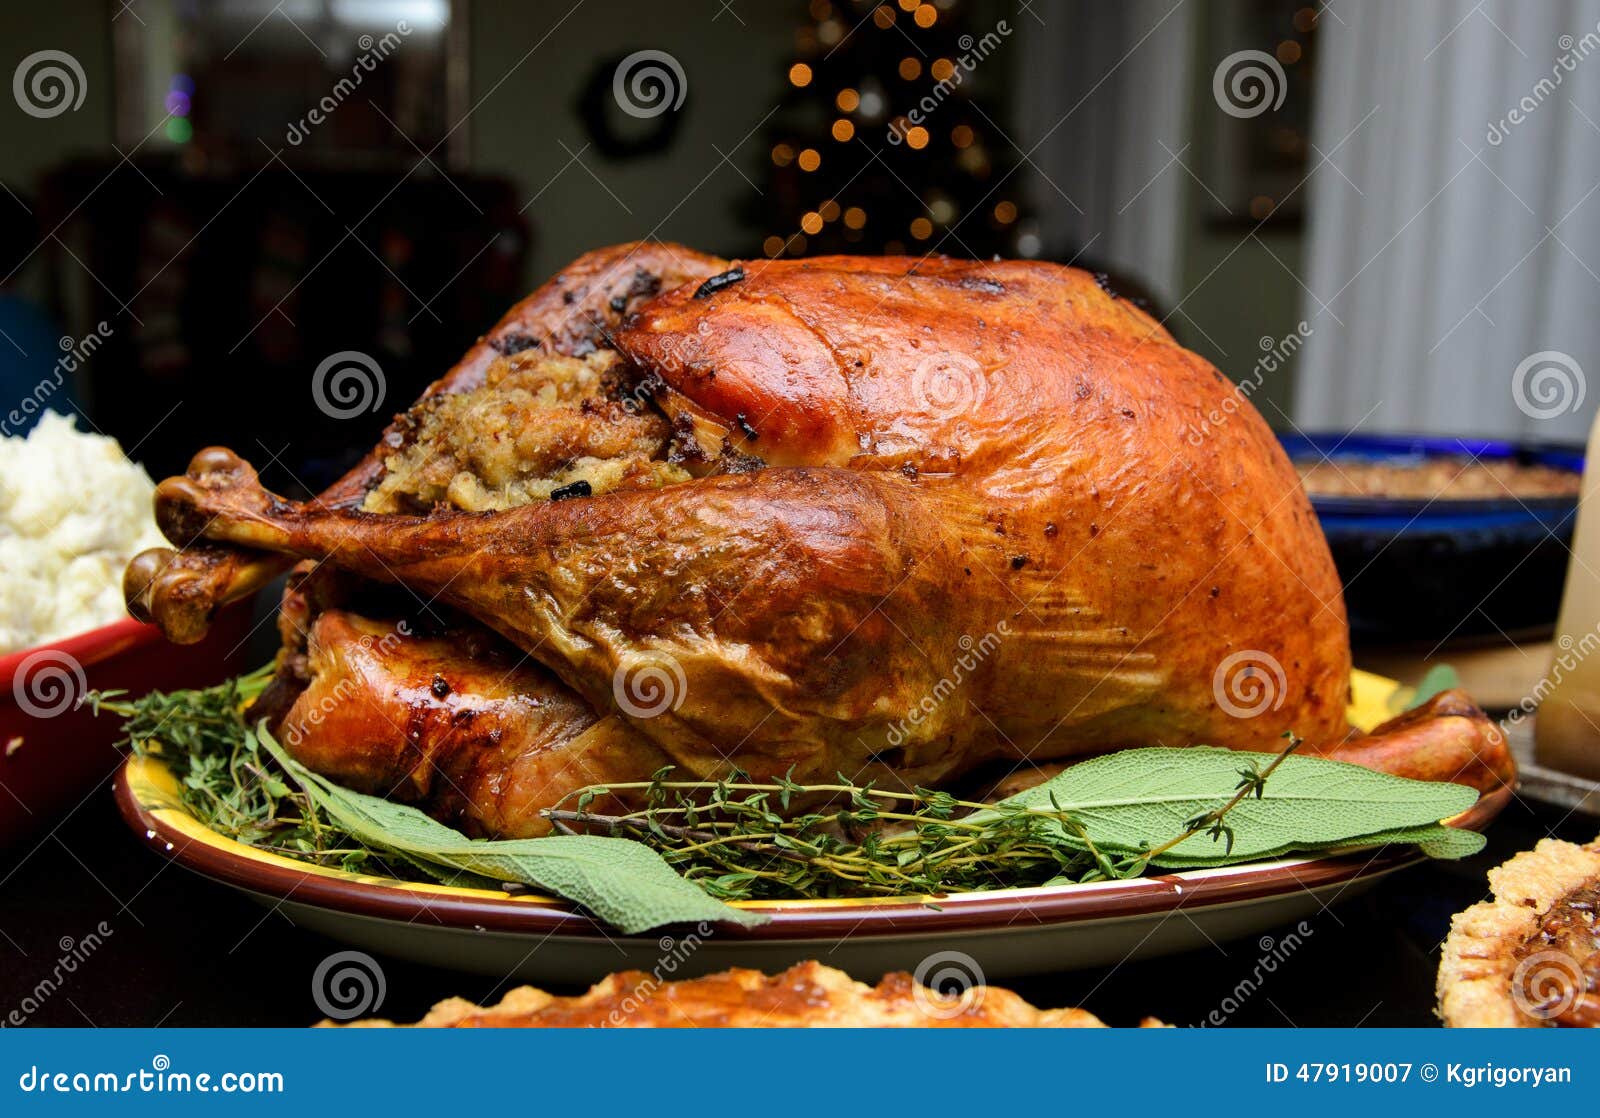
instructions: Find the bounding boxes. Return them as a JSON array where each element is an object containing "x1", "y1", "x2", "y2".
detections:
[
  {"x1": 1437, "y1": 834, "x2": 1600, "y2": 1027},
  {"x1": 327, "y1": 960, "x2": 1161, "y2": 1029}
]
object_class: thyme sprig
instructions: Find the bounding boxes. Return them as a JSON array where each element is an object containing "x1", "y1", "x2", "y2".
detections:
[
  {"x1": 89, "y1": 667, "x2": 405, "y2": 876},
  {"x1": 542, "y1": 735, "x2": 1304, "y2": 901},
  {"x1": 96, "y1": 672, "x2": 1473, "y2": 911}
]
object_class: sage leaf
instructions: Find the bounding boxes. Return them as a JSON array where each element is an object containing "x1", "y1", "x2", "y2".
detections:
[
  {"x1": 1145, "y1": 822, "x2": 1485, "y2": 868},
  {"x1": 1399, "y1": 663, "x2": 1461, "y2": 712},
  {"x1": 982, "y1": 747, "x2": 1480, "y2": 865},
  {"x1": 256, "y1": 728, "x2": 766, "y2": 933}
]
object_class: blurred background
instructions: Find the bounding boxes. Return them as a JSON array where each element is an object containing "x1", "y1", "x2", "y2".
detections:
[
  {"x1": 3, "y1": 0, "x2": 1600, "y2": 654},
  {"x1": 2, "y1": 0, "x2": 1595, "y2": 475},
  {"x1": 4, "y1": 2, "x2": 1600, "y2": 1026}
]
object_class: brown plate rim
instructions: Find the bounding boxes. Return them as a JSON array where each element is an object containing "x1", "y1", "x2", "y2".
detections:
[{"x1": 114, "y1": 759, "x2": 1511, "y2": 941}]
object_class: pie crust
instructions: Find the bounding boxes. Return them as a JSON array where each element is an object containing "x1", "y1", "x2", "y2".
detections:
[
  {"x1": 328, "y1": 959, "x2": 1162, "y2": 1029},
  {"x1": 1437, "y1": 835, "x2": 1600, "y2": 1027}
]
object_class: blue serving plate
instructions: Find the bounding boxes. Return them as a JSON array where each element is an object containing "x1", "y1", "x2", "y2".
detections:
[{"x1": 1280, "y1": 432, "x2": 1583, "y2": 645}]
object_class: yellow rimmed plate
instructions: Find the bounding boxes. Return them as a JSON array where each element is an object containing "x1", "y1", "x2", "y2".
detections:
[{"x1": 114, "y1": 670, "x2": 1505, "y2": 983}]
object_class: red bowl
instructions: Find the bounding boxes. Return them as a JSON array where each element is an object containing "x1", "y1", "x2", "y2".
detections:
[{"x1": 0, "y1": 609, "x2": 254, "y2": 849}]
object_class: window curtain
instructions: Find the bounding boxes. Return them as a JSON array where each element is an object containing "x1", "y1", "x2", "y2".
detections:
[
  {"x1": 1294, "y1": 0, "x2": 1600, "y2": 442},
  {"x1": 1012, "y1": 0, "x2": 1197, "y2": 307}
]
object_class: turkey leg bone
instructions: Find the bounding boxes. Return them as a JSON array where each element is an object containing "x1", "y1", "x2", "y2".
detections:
[
  {"x1": 154, "y1": 450, "x2": 1515, "y2": 797},
  {"x1": 124, "y1": 242, "x2": 725, "y2": 643}
]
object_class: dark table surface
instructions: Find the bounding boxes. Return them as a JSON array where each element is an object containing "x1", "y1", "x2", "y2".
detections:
[{"x1": 2, "y1": 775, "x2": 1594, "y2": 1029}]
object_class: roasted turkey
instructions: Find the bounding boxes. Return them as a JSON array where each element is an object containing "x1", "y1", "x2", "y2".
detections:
[{"x1": 125, "y1": 243, "x2": 1514, "y2": 839}]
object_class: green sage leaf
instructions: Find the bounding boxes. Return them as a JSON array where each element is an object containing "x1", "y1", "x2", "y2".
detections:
[
  {"x1": 256, "y1": 727, "x2": 766, "y2": 933},
  {"x1": 981, "y1": 747, "x2": 1480, "y2": 865}
]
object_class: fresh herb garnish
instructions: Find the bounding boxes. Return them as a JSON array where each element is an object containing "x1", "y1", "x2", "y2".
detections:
[
  {"x1": 92, "y1": 671, "x2": 761, "y2": 931},
  {"x1": 544, "y1": 735, "x2": 1484, "y2": 901},
  {"x1": 252, "y1": 727, "x2": 765, "y2": 933},
  {"x1": 88, "y1": 666, "x2": 395, "y2": 875},
  {"x1": 93, "y1": 673, "x2": 1486, "y2": 929}
]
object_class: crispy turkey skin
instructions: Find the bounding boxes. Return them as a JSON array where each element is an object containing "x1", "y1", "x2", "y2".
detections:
[{"x1": 128, "y1": 243, "x2": 1514, "y2": 839}]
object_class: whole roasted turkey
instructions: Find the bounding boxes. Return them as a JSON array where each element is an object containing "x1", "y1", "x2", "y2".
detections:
[{"x1": 126, "y1": 244, "x2": 1513, "y2": 838}]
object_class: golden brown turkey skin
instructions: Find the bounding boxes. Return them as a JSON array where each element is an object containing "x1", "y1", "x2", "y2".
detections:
[
  {"x1": 125, "y1": 242, "x2": 726, "y2": 643},
  {"x1": 280, "y1": 610, "x2": 666, "y2": 837},
  {"x1": 135, "y1": 245, "x2": 1514, "y2": 837},
  {"x1": 620, "y1": 255, "x2": 1354, "y2": 755}
]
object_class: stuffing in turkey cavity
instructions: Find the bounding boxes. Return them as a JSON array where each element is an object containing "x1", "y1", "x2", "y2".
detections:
[{"x1": 364, "y1": 348, "x2": 695, "y2": 513}]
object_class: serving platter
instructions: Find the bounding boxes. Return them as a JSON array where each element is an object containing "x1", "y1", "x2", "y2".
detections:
[{"x1": 113, "y1": 670, "x2": 1508, "y2": 984}]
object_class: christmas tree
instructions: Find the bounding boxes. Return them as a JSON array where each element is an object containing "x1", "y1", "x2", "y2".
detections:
[{"x1": 754, "y1": 0, "x2": 1025, "y2": 259}]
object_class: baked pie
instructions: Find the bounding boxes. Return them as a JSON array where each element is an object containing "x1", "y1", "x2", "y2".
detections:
[
  {"x1": 1437, "y1": 834, "x2": 1600, "y2": 1027},
  {"x1": 328, "y1": 960, "x2": 1160, "y2": 1029}
]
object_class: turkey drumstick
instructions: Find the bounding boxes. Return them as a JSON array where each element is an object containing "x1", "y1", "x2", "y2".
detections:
[
  {"x1": 132, "y1": 246, "x2": 1515, "y2": 835},
  {"x1": 125, "y1": 242, "x2": 726, "y2": 642}
]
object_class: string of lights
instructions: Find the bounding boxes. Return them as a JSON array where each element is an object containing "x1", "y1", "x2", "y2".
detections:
[{"x1": 754, "y1": 0, "x2": 1024, "y2": 259}]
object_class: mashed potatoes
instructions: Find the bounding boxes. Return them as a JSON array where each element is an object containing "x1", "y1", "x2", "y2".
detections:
[{"x1": 0, "y1": 412, "x2": 167, "y2": 653}]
